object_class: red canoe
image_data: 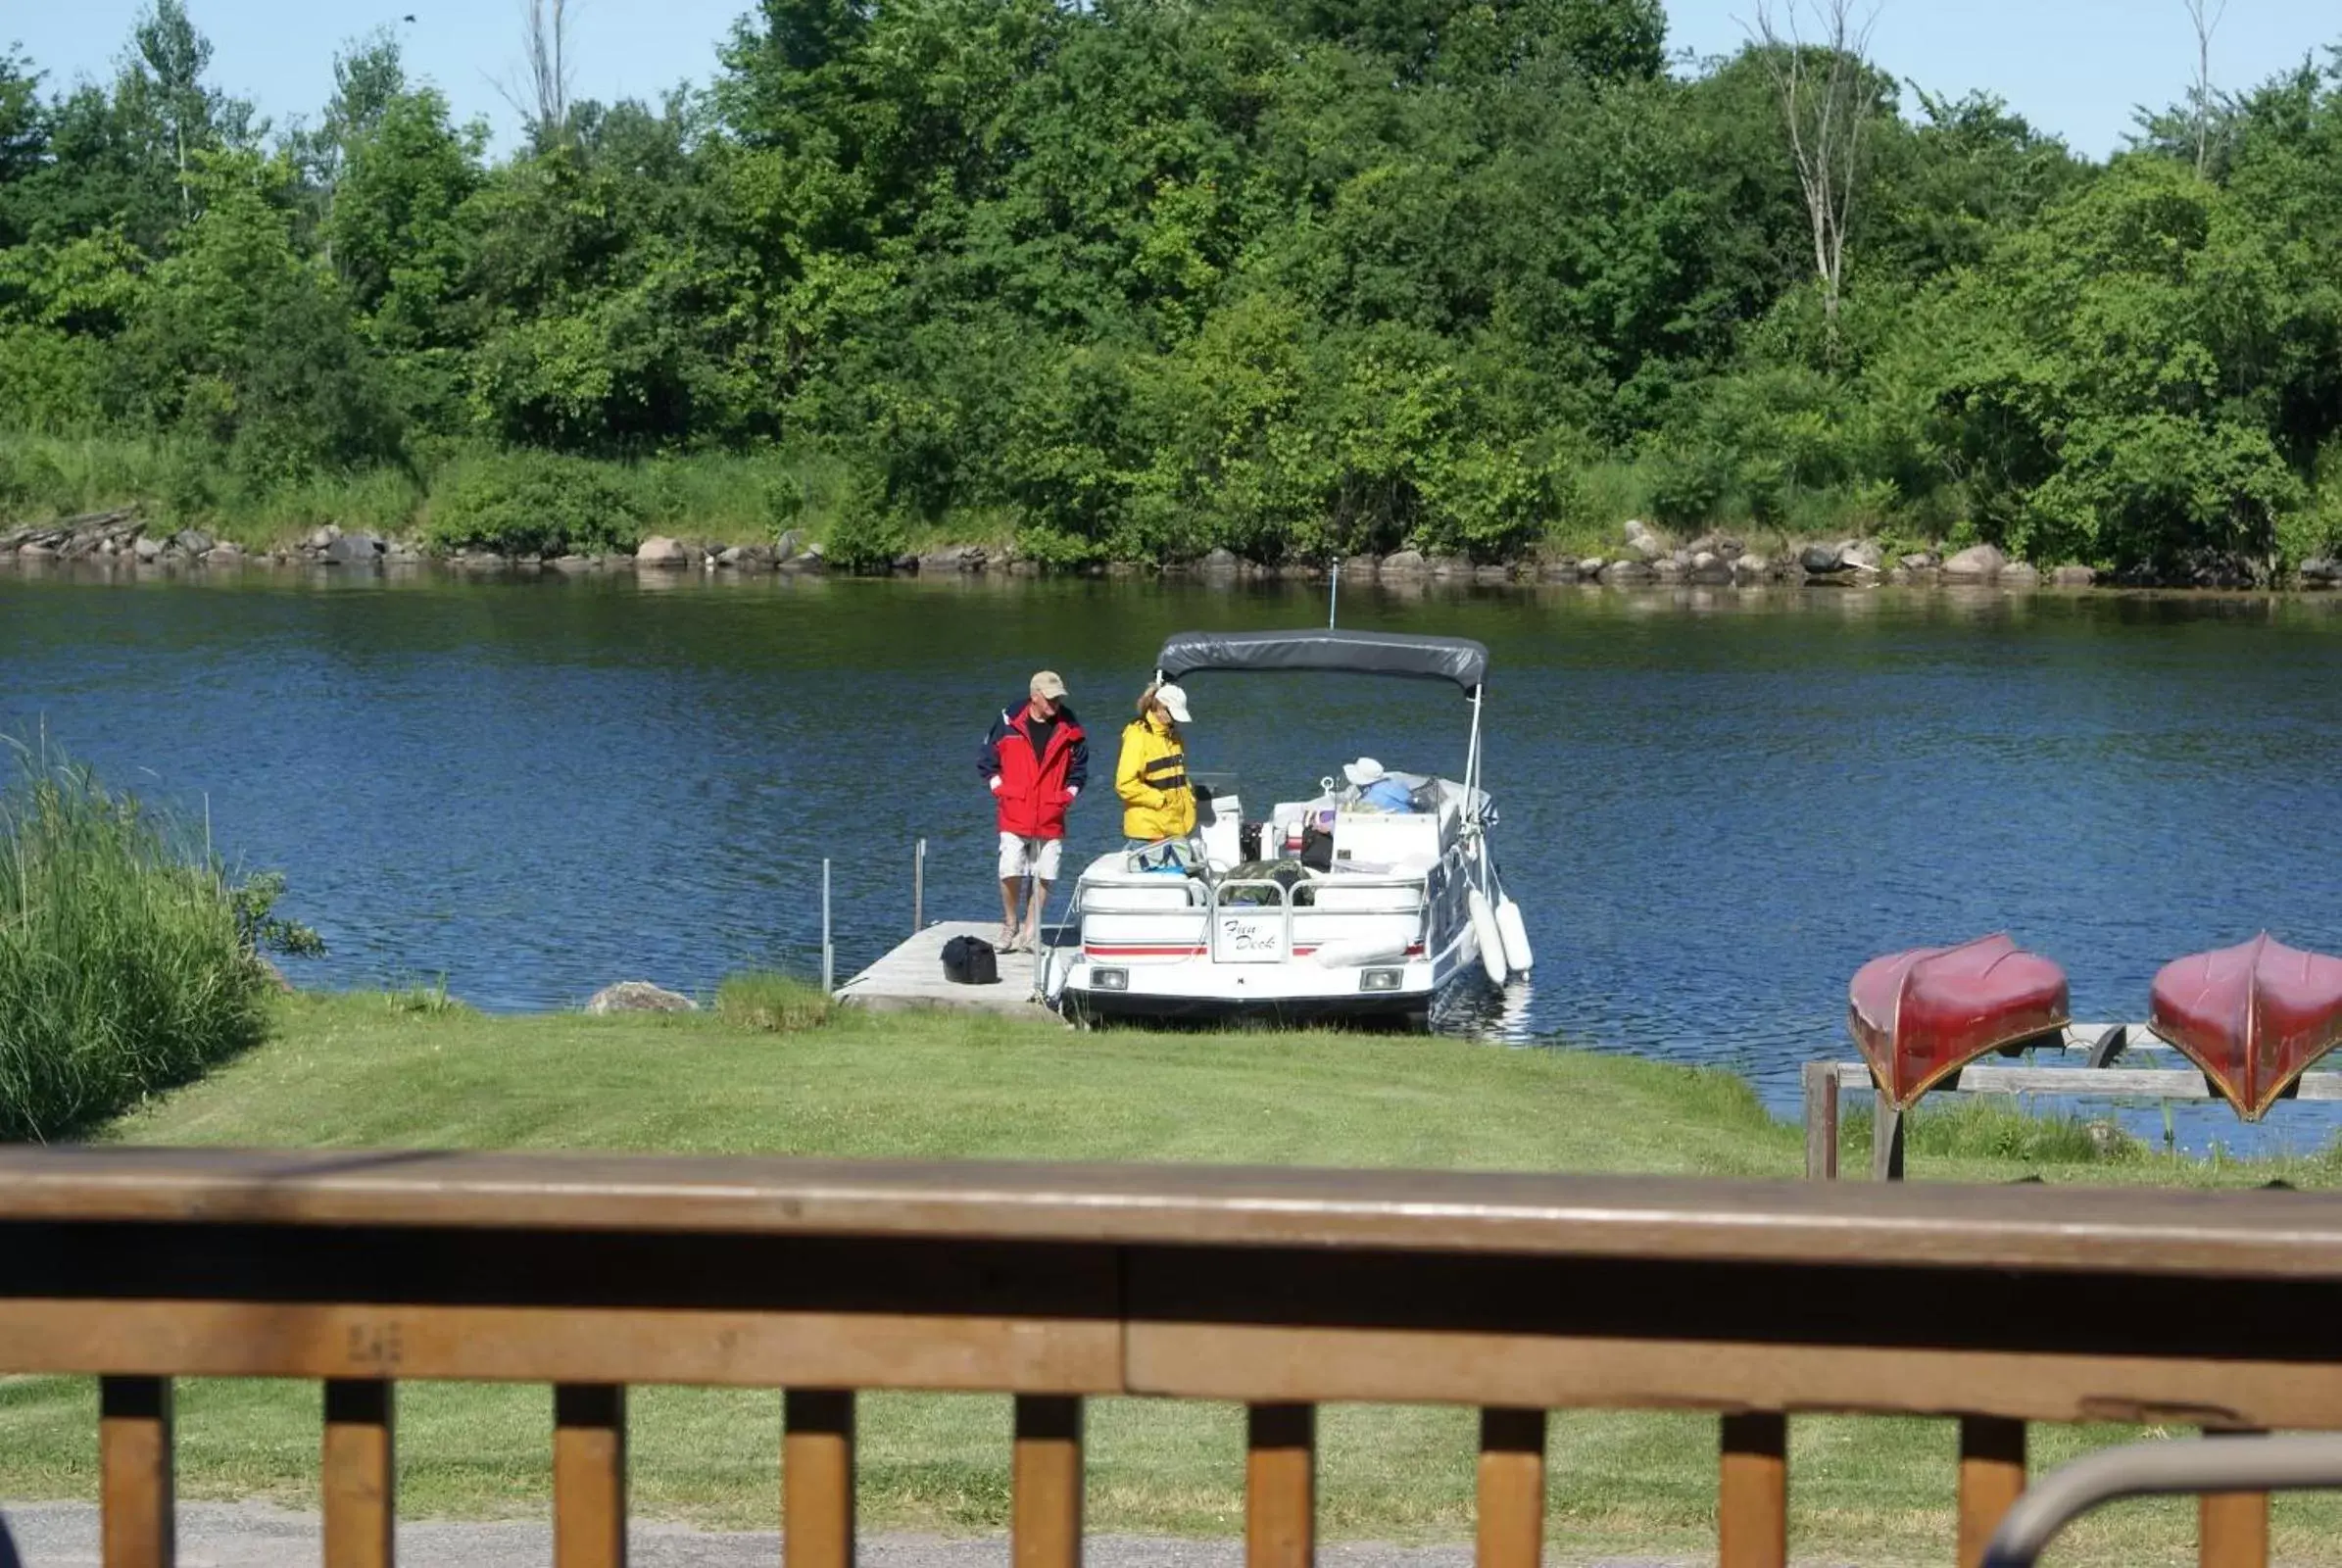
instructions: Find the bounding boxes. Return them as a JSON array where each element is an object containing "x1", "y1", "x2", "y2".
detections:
[
  {"x1": 2149, "y1": 934, "x2": 2342, "y2": 1120},
  {"x1": 1848, "y1": 934, "x2": 2072, "y2": 1109}
]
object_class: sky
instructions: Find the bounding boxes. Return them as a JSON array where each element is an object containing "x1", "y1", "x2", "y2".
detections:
[{"x1": 3, "y1": 0, "x2": 2336, "y2": 160}]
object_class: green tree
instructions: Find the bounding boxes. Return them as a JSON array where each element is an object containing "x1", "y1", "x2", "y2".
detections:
[
  {"x1": 321, "y1": 77, "x2": 483, "y2": 425},
  {"x1": 111, "y1": 151, "x2": 400, "y2": 479},
  {"x1": 0, "y1": 47, "x2": 47, "y2": 247},
  {"x1": 121, "y1": 1, "x2": 239, "y2": 220}
]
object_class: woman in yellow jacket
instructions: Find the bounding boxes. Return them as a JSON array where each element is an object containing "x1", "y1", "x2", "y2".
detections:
[{"x1": 1115, "y1": 682, "x2": 1195, "y2": 845}]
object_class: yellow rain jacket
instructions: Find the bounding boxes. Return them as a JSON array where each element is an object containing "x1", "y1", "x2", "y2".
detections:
[{"x1": 1115, "y1": 714, "x2": 1195, "y2": 842}]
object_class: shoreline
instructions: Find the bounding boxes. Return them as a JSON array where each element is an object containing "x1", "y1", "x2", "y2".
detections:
[
  {"x1": 12, "y1": 542, "x2": 2342, "y2": 600},
  {"x1": 8, "y1": 514, "x2": 2342, "y2": 595}
]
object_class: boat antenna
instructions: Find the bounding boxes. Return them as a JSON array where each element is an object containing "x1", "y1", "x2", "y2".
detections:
[{"x1": 1328, "y1": 557, "x2": 1340, "y2": 629}]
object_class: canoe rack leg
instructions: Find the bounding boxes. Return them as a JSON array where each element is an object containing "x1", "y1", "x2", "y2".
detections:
[{"x1": 1871, "y1": 1089, "x2": 1905, "y2": 1182}]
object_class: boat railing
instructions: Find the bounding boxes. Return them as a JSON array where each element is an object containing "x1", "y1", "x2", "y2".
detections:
[
  {"x1": 1206, "y1": 872, "x2": 1432, "y2": 960},
  {"x1": 3, "y1": 1148, "x2": 2328, "y2": 1568},
  {"x1": 1208, "y1": 877, "x2": 1298, "y2": 960}
]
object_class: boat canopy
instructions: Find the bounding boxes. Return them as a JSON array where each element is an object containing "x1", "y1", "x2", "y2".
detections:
[{"x1": 1155, "y1": 629, "x2": 1489, "y2": 692}]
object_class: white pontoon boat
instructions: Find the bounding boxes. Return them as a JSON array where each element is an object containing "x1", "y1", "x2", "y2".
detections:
[{"x1": 1046, "y1": 629, "x2": 1533, "y2": 1028}]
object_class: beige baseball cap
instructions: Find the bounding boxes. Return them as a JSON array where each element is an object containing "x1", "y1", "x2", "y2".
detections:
[{"x1": 1031, "y1": 670, "x2": 1069, "y2": 700}]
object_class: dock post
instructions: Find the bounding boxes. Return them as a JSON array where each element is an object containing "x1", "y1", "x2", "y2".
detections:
[
  {"x1": 913, "y1": 839, "x2": 926, "y2": 934},
  {"x1": 821, "y1": 859, "x2": 834, "y2": 994}
]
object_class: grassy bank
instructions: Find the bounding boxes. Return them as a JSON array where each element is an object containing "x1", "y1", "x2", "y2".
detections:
[
  {"x1": 3, "y1": 993, "x2": 2337, "y2": 1563},
  {"x1": 1, "y1": 428, "x2": 1931, "y2": 571},
  {"x1": 0, "y1": 432, "x2": 868, "y2": 560}
]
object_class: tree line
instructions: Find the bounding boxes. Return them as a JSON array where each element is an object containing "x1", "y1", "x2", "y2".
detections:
[{"x1": 2, "y1": 0, "x2": 2339, "y2": 576}]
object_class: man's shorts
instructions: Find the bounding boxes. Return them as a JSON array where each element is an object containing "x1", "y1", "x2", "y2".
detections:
[{"x1": 999, "y1": 832, "x2": 1064, "y2": 881}]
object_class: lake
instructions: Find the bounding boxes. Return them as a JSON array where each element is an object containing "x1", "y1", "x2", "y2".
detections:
[{"x1": 8, "y1": 564, "x2": 2342, "y2": 1146}]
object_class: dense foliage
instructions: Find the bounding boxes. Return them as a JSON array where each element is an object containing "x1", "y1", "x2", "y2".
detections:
[
  {"x1": 3, "y1": 2, "x2": 2341, "y2": 574},
  {"x1": 0, "y1": 741, "x2": 316, "y2": 1140}
]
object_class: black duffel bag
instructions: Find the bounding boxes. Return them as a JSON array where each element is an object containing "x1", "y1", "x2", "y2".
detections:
[{"x1": 942, "y1": 935, "x2": 1000, "y2": 986}]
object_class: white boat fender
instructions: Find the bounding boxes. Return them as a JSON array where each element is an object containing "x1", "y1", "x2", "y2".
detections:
[
  {"x1": 1468, "y1": 887, "x2": 1509, "y2": 986},
  {"x1": 1494, "y1": 895, "x2": 1534, "y2": 974},
  {"x1": 1313, "y1": 939, "x2": 1411, "y2": 971}
]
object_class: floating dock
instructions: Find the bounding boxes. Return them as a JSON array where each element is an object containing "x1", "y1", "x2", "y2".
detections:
[{"x1": 833, "y1": 920, "x2": 1069, "y2": 1023}]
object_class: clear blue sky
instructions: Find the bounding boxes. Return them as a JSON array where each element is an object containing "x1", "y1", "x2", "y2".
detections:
[{"x1": 6, "y1": 0, "x2": 2336, "y2": 159}]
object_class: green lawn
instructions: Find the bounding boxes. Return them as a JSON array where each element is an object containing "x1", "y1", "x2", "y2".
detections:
[{"x1": 3, "y1": 991, "x2": 2336, "y2": 1564}]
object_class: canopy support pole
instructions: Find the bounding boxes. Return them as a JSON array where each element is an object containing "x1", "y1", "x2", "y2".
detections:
[{"x1": 1464, "y1": 685, "x2": 1487, "y2": 882}]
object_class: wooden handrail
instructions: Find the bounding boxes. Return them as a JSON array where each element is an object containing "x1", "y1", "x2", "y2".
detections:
[
  {"x1": 5, "y1": 1146, "x2": 2342, "y2": 1276},
  {"x1": 7, "y1": 1147, "x2": 2333, "y2": 1568}
]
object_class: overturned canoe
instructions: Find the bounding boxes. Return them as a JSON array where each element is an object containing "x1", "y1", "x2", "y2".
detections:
[
  {"x1": 1848, "y1": 934, "x2": 2072, "y2": 1109},
  {"x1": 2149, "y1": 934, "x2": 2342, "y2": 1120}
]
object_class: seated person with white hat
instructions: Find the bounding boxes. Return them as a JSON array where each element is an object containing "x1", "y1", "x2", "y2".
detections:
[{"x1": 1342, "y1": 757, "x2": 1416, "y2": 812}]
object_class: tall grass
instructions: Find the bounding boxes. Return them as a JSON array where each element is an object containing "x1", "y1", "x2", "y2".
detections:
[
  {"x1": 0, "y1": 742, "x2": 272, "y2": 1141},
  {"x1": 713, "y1": 971, "x2": 834, "y2": 1033},
  {"x1": 1842, "y1": 1096, "x2": 2144, "y2": 1166}
]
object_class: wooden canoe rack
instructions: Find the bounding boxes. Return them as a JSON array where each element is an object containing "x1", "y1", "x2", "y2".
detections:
[
  {"x1": 6, "y1": 1148, "x2": 2340, "y2": 1568},
  {"x1": 1801, "y1": 1050, "x2": 2330, "y2": 1568}
]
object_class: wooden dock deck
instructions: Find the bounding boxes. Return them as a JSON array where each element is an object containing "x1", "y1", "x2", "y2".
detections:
[{"x1": 833, "y1": 920, "x2": 1071, "y2": 1023}]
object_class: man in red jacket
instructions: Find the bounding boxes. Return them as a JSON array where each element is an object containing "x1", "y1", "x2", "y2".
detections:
[{"x1": 980, "y1": 670, "x2": 1090, "y2": 952}]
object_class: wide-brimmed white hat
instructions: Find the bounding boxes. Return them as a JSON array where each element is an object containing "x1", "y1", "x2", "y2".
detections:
[
  {"x1": 1153, "y1": 682, "x2": 1192, "y2": 723},
  {"x1": 1342, "y1": 758, "x2": 1387, "y2": 788}
]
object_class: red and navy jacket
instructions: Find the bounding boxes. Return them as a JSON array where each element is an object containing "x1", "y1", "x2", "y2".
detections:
[{"x1": 979, "y1": 702, "x2": 1089, "y2": 839}]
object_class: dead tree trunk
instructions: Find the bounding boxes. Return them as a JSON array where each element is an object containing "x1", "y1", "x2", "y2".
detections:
[
  {"x1": 1749, "y1": 0, "x2": 1880, "y2": 358},
  {"x1": 2183, "y1": 0, "x2": 2227, "y2": 177},
  {"x1": 497, "y1": 0, "x2": 575, "y2": 149}
]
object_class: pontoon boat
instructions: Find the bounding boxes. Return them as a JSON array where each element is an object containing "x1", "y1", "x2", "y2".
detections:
[{"x1": 1045, "y1": 629, "x2": 1532, "y2": 1028}]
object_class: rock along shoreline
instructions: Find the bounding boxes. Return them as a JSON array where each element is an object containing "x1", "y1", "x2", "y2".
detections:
[{"x1": 8, "y1": 511, "x2": 2341, "y2": 593}]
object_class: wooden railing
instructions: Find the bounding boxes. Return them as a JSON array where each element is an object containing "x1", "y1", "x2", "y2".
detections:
[{"x1": 6, "y1": 1147, "x2": 2341, "y2": 1568}]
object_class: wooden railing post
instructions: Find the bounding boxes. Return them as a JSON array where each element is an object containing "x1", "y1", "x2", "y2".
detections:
[
  {"x1": 2200, "y1": 1427, "x2": 2271, "y2": 1568},
  {"x1": 554, "y1": 1384, "x2": 626, "y2": 1568},
  {"x1": 786, "y1": 1391, "x2": 856, "y2": 1568},
  {"x1": 1246, "y1": 1402, "x2": 1315, "y2": 1568},
  {"x1": 1476, "y1": 1408, "x2": 1545, "y2": 1568},
  {"x1": 1801, "y1": 1061, "x2": 1839, "y2": 1180},
  {"x1": 323, "y1": 1379, "x2": 396, "y2": 1568},
  {"x1": 1013, "y1": 1396, "x2": 1083, "y2": 1568},
  {"x1": 1956, "y1": 1416, "x2": 2025, "y2": 1568},
  {"x1": 100, "y1": 1375, "x2": 174, "y2": 1568},
  {"x1": 1719, "y1": 1412, "x2": 1786, "y2": 1568}
]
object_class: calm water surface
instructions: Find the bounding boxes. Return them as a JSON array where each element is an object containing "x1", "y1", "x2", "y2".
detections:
[{"x1": 8, "y1": 567, "x2": 2342, "y2": 1146}]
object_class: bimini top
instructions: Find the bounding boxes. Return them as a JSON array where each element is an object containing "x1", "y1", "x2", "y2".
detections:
[{"x1": 1155, "y1": 629, "x2": 1489, "y2": 691}]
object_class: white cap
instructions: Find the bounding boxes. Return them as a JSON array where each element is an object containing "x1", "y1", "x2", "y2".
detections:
[
  {"x1": 1154, "y1": 683, "x2": 1192, "y2": 724},
  {"x1": 1342, "y1": 758, "x2": 1386, "y2": 788}
]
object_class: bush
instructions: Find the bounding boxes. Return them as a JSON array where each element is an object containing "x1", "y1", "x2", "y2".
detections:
[
  {"x1": 714, "y1": 972, "x2": 834, "y2": 1033},
  {"x1": 424, "y1": 450, "x2": 646, "y2": 558},
  {"x1": 1643, "y1": 446, "x2": 1730, "y2": 530},
  {"x1": 0, "y1": 743, "x2": 306, "y2": 1140},
  {"x1": 824, "y1": 468, "x2": 912, "y2": 571}
]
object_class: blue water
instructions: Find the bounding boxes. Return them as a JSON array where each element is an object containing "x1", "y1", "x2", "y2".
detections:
[{"x1": 7, "y1": 565, "x2": 2341, "y2": 1152}]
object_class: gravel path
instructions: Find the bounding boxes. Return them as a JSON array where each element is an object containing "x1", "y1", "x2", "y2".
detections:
[{"x1": 0, "y1": 1501, "x2": 1688, "y2": 1568}]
